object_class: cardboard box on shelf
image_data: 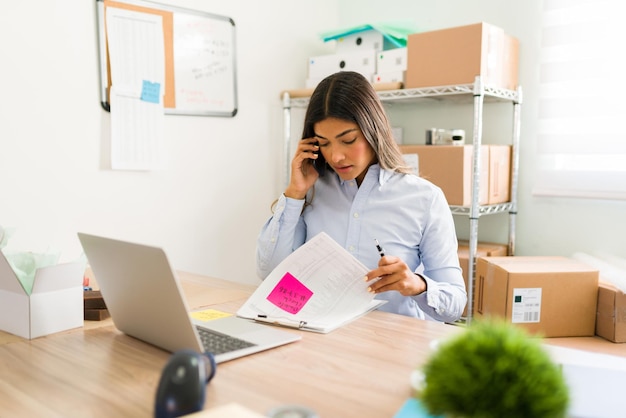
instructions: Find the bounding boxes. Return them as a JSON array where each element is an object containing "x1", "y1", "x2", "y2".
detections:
[
  {"x1": 596, "y1": 281, "x2": 626, "y2": 343},
  {"x1": 487, "y1": 145, "x2": 511, "y2": 204},
  {"x1": 0, "y1": 251, "x2": 85, "y2": 339},
  {"x1": 405, "y1": 22, "x2": 519, "y2": 90},
  {"x1": 400, "y1": 145, "x2": 489, "y2": 206},
  {"x1": 474, "y1": 256, "x2": 599, "y2": 338},
  {"x1": 399, "y1": 144, "x2": 511, "y2": 206}
]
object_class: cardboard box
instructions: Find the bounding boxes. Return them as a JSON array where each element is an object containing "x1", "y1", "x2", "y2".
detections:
[
  {"x1": 405, "y1": 22, "x2": 519, "y2": 90},
  {"x1": 474, "y1": 256, "x2": 599, "y2": 337},
  {"x1": 400, "y1": 144, "x2": 511, "y2": 206},
  {"x1": 457, "y1": 240, "x2": 508, "y2": 317},
  {"x1": 400, "y1": 145, "x2": 489, "y2": 206},
  {"x1": 0, "y1": 251, "x2": 84, "y2": 339},
  {"x1": 596, "y1": 281, "x2": 626, "y2": 343},
  {"x1": 308, "y1": 49, "x2": 376, "y2": 81},
  {"x1": 487, "y1": 145, "x2": 511, "y2": 204}
]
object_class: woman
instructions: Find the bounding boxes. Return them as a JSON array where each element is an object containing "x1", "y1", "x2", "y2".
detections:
[{"x1": 256, "y1": 71, "x2": 466, "y2": 323}]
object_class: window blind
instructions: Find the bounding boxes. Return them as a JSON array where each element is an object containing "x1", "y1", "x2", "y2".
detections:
[{"x1": 535, "y1": 0, "x2": 626, "y2": 200}]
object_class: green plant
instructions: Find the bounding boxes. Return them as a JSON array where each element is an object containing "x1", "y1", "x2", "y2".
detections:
[{"x1": 418, "y1": 319, "x2": 569, "y2": 418}]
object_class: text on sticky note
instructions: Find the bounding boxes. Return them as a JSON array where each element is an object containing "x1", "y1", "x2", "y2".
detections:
[
  {"x1": 266, "y1": 272, "x2": 313, "y2": 314},
  {"x1": 140, "y1": 80, "x2": 161, "y2": 104}
]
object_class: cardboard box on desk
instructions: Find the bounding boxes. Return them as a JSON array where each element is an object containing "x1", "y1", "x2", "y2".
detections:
[
  {"x1": 596, "y1": 281, "x2": 626, "y2": 343},
  {"x1": 405, "y1": 22, "x2": 519, "y2": 90},
  {"x1": 474, "y1": 256, "x2": 599, "y2": 337},
  {"x1": 0, "y1": 251, "x2": 84, "y2": 339}
]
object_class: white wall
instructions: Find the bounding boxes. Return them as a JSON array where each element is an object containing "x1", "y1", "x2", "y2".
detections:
[
  {"x1": 1, "y1": 0, "x2": 625, "y2": 287},
  {"x1": 0, "y1": 0, "x2": 336, "y2": 285}
]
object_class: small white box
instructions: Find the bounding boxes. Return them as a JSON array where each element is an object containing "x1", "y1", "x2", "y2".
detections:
[
  {"x1": 335, "y1": 30, "x2": 385, "y2": 53},
  {"x1": 0, "y1": 251, "x2": 85, "y2": 339},
  {"x1": 305, "y1": 77, "x2": 323, "y2": 89},
  {"x1": 373, "y1": 71, "x2": 405, "y2": 84},
  {"x1": 392, "y1": 127, "x2": 404, "y2": 144},
  {"x1": 403, "y1": 153, "x2": 419, "y2": 175},
  {"x1": 308, "y1": 50, "x2": 376, "y2": 81},
  {"x1": 376, "y1": 47, "x2": 407, "y2": 73}
]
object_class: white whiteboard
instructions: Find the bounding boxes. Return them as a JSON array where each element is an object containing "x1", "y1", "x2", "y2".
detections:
[{"x1": 98, "y1": 0, "x2": 238, "y2": 117}]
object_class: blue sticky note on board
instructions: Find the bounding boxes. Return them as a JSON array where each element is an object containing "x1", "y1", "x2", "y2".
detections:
[
  {"x1": 140, "y1": 80, "x2": 161, "y2": 104},
  {"x1": 393, "y1": 398, "x2": 442, "y2": 418}
]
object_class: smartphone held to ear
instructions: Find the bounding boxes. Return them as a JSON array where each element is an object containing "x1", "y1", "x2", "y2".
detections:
[{"x1": 310, "y1": 140, "x2": 326, "y2": 176}]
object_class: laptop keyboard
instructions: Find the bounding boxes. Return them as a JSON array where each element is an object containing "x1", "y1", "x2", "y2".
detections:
[{"x1": 196, "y1": 326, "x2": 257, "y2": 355}]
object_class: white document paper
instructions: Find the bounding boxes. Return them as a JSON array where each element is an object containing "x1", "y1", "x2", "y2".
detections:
[
  {"x1": 237, "y1": 232, "x2": 385, "y2": 333},
  {"x1": 106, "y1": 7, "x2": 166, "y2": 170},
  {"x1": 109, "y1": 87, "x2": 166, "y2": 170}
]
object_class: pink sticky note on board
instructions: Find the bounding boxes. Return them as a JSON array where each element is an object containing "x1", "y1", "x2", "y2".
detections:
[{"x1": 266, "y1": 272, "x2": 313, "y2": 314}]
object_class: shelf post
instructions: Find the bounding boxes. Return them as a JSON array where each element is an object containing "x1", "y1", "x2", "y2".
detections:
[
  {"x1": 282, "y1": 91, "x2": 292, "y2": 188},
  {"x1": 466, "y1": 75, "x2": 485, "y2": 324},
  {"x1": 508, "y1": 86, "x2": 523, "y2": 256}
]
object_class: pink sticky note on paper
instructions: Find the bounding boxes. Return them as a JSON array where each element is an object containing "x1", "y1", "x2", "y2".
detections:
[{"x1": 266, "y1": 272, "x2": 313, "y2": 314}]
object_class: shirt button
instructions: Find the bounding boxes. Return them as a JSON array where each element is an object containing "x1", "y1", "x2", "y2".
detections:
[
  {"x1": 349, "y1": 245, "x2": 355, "y2": 252},
  {"x1": 353, "y1": 212, "x2": 359, "y2": 218}
]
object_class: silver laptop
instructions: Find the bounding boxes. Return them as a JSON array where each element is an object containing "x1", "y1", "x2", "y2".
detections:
[{"x1": 77, "y1": 233, "x2": 300, "y2": 363}]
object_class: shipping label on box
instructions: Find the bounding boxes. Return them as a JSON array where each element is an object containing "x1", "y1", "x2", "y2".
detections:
[
  {"x1": 475, "y1": 256, "x2": 599, "y2": 338},
  {"x1": 511, "y1": 288, "x2": 542, "y2": 323},
  {"x1": 405, "y1": 22, "x2": 519, "y2": 90}
]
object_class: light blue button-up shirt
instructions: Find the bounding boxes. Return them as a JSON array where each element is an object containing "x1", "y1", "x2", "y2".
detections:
[{"x1": 256, "y1": 164, "x2": 467, "y2": 323}]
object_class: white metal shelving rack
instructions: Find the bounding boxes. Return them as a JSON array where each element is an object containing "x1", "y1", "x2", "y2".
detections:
[{"x1": 281, "y1": 76, "x2": 522, "y2": 322}]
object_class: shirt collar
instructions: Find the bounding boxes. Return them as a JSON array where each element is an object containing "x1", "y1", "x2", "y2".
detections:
[{"x1": 337, "y1": 164, "x2": 393, "y2": 187}]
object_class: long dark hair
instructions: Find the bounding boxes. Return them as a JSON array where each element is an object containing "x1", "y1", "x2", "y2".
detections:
[{"x1": 302, "y1": 71, "x2": 411, "y2": 174}]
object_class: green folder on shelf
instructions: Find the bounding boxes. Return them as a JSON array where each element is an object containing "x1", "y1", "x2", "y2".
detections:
[{"x1": 320, "y1": 22, "x2": 419, "y2": 49}]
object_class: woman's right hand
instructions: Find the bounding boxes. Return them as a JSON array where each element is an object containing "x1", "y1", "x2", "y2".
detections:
[{"x1": 284, "y1": 138, "x2": 320, "y2": 200}]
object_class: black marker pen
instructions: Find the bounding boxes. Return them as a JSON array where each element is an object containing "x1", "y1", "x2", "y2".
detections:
[{"x1": 374, "y1": 239, "x2": 385, "y2": 258}]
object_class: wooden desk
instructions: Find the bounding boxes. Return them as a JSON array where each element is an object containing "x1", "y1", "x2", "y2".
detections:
[
  {"x1": 0, "y1": 272, "x2": 462, "y2": 417},
  {"x1": 0, "y1": 272, "x2": 624, "y2": 417}
]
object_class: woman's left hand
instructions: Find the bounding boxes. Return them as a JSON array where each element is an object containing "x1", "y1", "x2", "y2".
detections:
[{"x1": 365, "y1": 256, "x2": 427, "y2": 296}]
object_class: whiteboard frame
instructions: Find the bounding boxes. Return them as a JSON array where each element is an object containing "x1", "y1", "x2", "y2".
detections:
[{"x1": 96, "y1": 0, "x2": 238, "y2": 117}]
